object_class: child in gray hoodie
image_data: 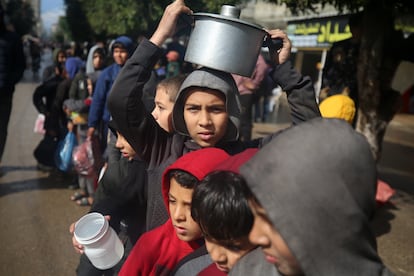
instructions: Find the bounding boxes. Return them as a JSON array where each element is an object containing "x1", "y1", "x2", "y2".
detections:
[{"x1": 235, "y1": 118, "x2": 393, "y2": 275}]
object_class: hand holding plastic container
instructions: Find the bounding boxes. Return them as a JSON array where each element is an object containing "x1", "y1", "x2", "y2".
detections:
[{"x1": 74, "y1": 212, "x2": 124, "y2": 269}]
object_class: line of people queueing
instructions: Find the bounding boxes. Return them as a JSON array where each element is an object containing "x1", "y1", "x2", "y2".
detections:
[
  {"x1": 33, "y1": 36, "x2": 133, "y2": 207},
  {"x1": 32, "y1": 32, "x2": 192, "y2": 208},
  {"x1": 65, "y1": 1, "x2": 392, "y2": 275}
]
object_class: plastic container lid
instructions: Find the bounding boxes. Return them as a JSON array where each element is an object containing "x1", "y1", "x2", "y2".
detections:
[{"x1": 74, "y1": 212, "x2": 109, "y2": 245}]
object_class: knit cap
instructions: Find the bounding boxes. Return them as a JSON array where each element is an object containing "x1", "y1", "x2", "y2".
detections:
[{"x1": 319, "y1": 94, "x2": 356, "y2": 124}]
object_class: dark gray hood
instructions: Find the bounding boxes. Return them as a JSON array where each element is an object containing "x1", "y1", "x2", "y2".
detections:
[
  {"x1": 172, "y1": 67, "x2": 241, "y2": 142},
  {"x1": 240, "y1": 118, "x2": 391, "y2": 275}
]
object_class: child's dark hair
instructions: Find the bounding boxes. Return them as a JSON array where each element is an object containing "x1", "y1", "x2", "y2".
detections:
[
  {"x1": 112, "y1": 41, "x2": 126, "y2": 51},
  {"x1": 168, "y1": 169, "x2": 198, "y2": 189},
  {"x1": 93, "y1": 47, "x2": 106, "y2": 58},
  {"x1": 191, "y1": 170, "x2": 254, "y2": 242}
]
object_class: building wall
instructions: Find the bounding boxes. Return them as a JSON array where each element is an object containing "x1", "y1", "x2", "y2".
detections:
[
  {"x1": 240, "y1": 0, "x2": 342, "y2": 30},
  {"x1": 29, "y1": 0, "x2": 41, "y2": 36}
]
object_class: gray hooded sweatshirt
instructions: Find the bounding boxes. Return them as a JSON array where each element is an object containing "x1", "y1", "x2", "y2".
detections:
[{"x1": 239, "y1": 118, "x2": 393, "y2": 276}]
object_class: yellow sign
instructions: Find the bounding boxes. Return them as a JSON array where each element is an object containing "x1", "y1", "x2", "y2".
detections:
[
  {"x1": 317, "y1": 22, "x2": 352, "y2": 43},
  {"x1": 288, "y1": 16, "x2": 353, "y2": 46}
]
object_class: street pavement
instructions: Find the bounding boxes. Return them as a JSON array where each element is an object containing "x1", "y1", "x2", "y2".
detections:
[{"x1": 0, "y1": 60, "x2": 413, "y2": 275}]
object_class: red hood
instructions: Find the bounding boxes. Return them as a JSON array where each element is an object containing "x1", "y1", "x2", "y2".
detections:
[
  {"x1": 162, "y1": 148, "x2": 230, "y2": 211},
  {"x1": 214, "y1": 148, "x2": 258, "y2": 173}
]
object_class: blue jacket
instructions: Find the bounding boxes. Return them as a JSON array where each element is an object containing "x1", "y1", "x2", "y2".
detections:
[
  {"x1": 88, "y1": 35, "x2": 135, "y2": 129},
  {"x1": 88, "y1": 63, "x2": 121, "y2": 128}
]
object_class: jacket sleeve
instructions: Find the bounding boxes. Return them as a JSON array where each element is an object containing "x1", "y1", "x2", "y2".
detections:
[
  {"x1": 68, "y1": 73, "x2": 80, "y2": 99},
  {"x1": 32, "y1": 85, "x2": 48, "y2": 114},
  {"x1": 271, "y1": 60, "x2": 321, "y2": 125},
  {"x1": 52, "y1": 80, "x2": 68, "y2": 113},
  {"x1": 63, "y1": 98, "x2": 88, "y2": 113},
  {"x1": 88, "y1": 69, "x2": 109, "y2": 128},
  {"x1": 107, "y1": 39, "x2": 172, "y2": 166},
  {"x1": 118, "y1": 232, "x2": 156, "y2": 276},
  {"x1": 250, "y1": 54, "x2": 269, "y2": 89}
]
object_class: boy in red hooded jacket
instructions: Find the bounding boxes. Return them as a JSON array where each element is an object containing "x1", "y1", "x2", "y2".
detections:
[{"x1": 118, "y1": 147, "x2": 229, "y2": 276}]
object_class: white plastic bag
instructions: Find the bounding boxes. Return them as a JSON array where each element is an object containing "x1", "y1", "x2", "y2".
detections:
[{"x1": 33, "y1": 113, "x2": 45, "y2": 134}]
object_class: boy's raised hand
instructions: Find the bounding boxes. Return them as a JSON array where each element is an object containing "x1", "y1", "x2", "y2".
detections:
[
  {"x1": 150, "y1": 0, "x2": 192, "y2": 47},
  {"x1": 266, "y1": 29, "x2": 292, "y2": 65}
]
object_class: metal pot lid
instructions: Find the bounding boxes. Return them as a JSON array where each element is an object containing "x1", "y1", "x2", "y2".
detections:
[{"x1": 192, "y1": 12, "x2": 266, "y2": 33}]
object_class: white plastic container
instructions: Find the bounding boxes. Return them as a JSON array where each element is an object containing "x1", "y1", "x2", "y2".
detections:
[{"x1": 74, "y1": 212, "x2": 124, "y2": 270}]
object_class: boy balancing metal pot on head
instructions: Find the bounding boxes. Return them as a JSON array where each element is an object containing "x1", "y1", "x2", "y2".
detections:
[{"x1": 107, "y1": 0, "x2": 321, "y2": 233}]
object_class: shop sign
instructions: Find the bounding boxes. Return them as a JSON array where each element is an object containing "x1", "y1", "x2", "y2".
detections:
[{"x1": 287, "y1": 15, "x2": 352, "y2": 47}]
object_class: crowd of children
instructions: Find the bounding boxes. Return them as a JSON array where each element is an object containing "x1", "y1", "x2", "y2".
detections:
[{"x1": 67, "y1": 0, "x2": 392, "y2": 275}]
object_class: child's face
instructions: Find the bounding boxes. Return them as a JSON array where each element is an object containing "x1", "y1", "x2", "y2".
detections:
[
  {"x1": 183, "y1": 89, "x2": 228, "y2": 147},
  {"x1": 113, "y1": 47, "x2": 129, "y2": 66},
  {"x1": 93, "y1": 52, "x2": 104, "y2": 70},
  {"x1": 152, "y1": 86, "x2": 174, "y2": 133},
  {"x1": 248, "y1": 200, "x2": 302, "y2": 276},
  {"x1": 168, "y1": 177, "x2": 202, "y2": 242},
  {"x1": 115, "y1": 131, "x2": 136, "y2": 160},
  {"x1": 87, "y1": 79, "x2": 93, "y2": 95},
  {"x1": 205, "y1": 236, "x2": 255, "y2": 273},
  {"x1": 57, "y1": 52, "x2": 66, "y2": 63}
]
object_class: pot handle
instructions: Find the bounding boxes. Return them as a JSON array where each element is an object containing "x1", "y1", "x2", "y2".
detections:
[
  {"x1": 263, "y1": 35, "x2": 283, "y2": 54},
  {"x1": 177, "y1": 13, "x2": 194, "y2": 32}
]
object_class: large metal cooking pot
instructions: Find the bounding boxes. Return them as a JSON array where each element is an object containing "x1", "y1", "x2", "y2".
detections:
[{"x1": 184, "y1": 5, "x2": 267, "y2": 77}]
